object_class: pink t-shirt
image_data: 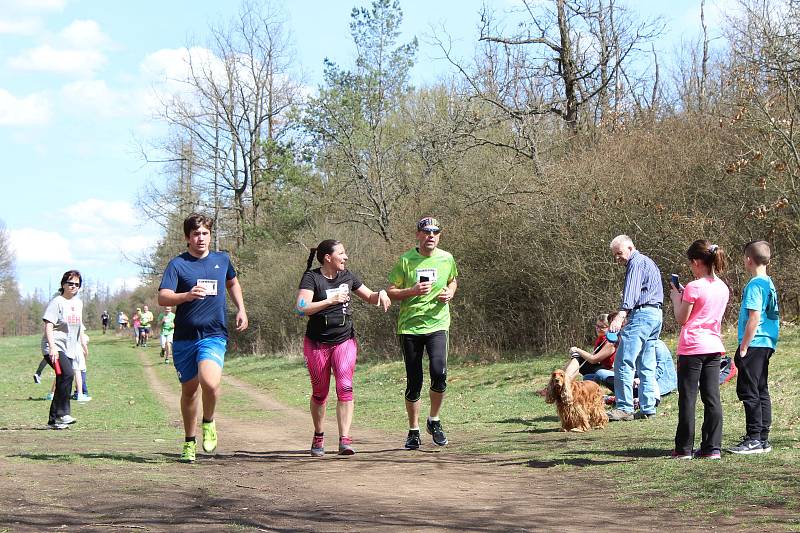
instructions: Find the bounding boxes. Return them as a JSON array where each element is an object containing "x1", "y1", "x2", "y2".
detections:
[{"x1": 677, "y1": 276, "x2": 730, "y2": 355}]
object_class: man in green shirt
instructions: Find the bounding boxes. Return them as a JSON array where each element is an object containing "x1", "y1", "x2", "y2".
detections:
[
  {"x1": 139, "y1": 305, "x2": 154, "y2": 347},
  {"x1": 158, "y1": 306, "x2": 176, "y2": 363},
  {"x1": 388, "y1": 216, "x2": 459, "y2": 449}
]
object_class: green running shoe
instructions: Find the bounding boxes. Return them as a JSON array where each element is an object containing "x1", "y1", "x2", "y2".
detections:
[
  {"x1": 202, "y1": 420, "x2": 217, "y2": 453},
  {"x1": 180, "y1": 440, "x2": 196, "y2": 463}
]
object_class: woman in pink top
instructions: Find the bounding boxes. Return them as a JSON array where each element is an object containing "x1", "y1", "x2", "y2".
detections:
[{"x1": 669, "y1": 240, "x2": 729, "y2": 459}]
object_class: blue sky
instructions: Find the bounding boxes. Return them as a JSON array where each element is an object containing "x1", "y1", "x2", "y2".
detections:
[{"x1": 0, "y1": 0, "x2": 732, "y2": 297}]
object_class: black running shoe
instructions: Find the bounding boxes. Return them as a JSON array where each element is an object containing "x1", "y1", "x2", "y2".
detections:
[
  {"x1": 426, "y1": 419, "x2": 448, "y2": 446},
  {"x1": 727, "y1": 436, "x2": 763, "y2": 455},
  {"x1": 404, "y1": 430, "x2": 421, "y2": 450}
]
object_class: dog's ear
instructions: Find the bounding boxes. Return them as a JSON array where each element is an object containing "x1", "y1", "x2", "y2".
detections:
[{"x1": 544, "y1": 372, "x2": 558, "y2": 404}]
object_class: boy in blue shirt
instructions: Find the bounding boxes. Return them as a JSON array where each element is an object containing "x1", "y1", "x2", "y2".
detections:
[
  {"x1": 728, "y1": 241, "x2": 779, "y2": 455},
  {"x1": 158, "y1": 213, "x2": 248, "y2": 462}
]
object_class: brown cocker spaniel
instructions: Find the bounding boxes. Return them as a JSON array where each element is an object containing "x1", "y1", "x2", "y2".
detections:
[{"x1": 545, "y1": 369, "x2": 608, "y2": 432}]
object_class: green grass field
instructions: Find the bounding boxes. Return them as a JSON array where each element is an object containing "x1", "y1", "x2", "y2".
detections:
[
  {"x1": 224, "y1": 325, "x2": 800, "y2": 527},
  {"x1": 1, "y1": 327, "x2": 798, "y2": 528}
]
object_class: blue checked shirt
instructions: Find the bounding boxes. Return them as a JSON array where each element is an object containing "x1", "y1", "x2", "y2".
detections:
[{"x1": 620, "y1": 250, "x2": 664, "y2": 311}]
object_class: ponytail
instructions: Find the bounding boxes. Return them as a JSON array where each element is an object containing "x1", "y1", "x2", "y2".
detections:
[
  {"x1": 306, "y1": 240, "x2": 341, "y2": 270},
  {"x1": 687, "y1": 239, "x2": 726, "y2": 274},
  {"x1": 306, "y1": 248, "x2": 317, "y2": 271}
]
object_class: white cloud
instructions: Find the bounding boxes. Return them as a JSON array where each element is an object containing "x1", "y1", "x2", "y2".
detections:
[
  {"x1": 9, "y1": 228, "x2": 73, "y2": 264},
  {"x1": 60, "y1": 79, "x2": 128, "y2": 117},
  {"x1": 9, "y1": 199, "x2": 160, "y2": 296},
  {"x1": 9, "y1": 44, "x2": 106, "y2": 75},
  {"x1": 8, "y1": 19, "x2": 111, "y2": 76},
  {"x1": 0, "y1": 17, "x2": 41, "y2": 35},
  {"x1": 62, "y1": 198, "x2": 139, "y2": 227},
  {"x1": 59, "y1": 19, "x2": 111, "y2": 49},
  {"x1": 0, "y1": 88, "x2": 50, "y2": 126}
]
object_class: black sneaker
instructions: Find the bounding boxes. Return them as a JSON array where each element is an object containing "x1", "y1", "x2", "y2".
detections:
[
  {"x1": 404, "y1": 430, "x2": 421, "y2": 450},
  {"x1": 426, "y1": 419, "x2": 448, "y2": 446},
  {"x1": 761, "y1": 439, "x2": 772, "y2": 453},
  {"x1": 727, "y1": 436, "x2": 763, "y2": 455}
]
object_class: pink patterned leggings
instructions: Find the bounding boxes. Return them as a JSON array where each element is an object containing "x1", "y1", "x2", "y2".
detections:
[{"x1": 303, "y1": 337, "x2": 357, "y2": 404}]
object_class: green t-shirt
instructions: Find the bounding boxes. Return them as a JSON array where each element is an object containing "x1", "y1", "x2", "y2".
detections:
[
  {"x1": 140, "y1": 311, "x2": 154, "y2": 327},
  {"x1": 388, "y1": 247, "x2": 459, "y2": 335},
  {"x1": 158, "y1": 312, "x2": 175, "y2": 334}
]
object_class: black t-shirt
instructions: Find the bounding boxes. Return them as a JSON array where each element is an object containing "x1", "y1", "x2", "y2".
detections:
[{"x1": 299, "y1": 269, "x2": 363, "y2": 344}]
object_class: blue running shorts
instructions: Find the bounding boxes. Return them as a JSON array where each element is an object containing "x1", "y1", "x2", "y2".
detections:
[{"x1": 172, "y1": 337, "x2": 227, "y2": 383}]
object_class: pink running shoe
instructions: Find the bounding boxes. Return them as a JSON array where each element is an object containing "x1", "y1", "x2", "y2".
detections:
[
  {"x1": 310, "y1": 434, "x2": 324, "y2": 457},
  {"x1": 338, "y1": 436, "x2": 355, "y2": 455}
]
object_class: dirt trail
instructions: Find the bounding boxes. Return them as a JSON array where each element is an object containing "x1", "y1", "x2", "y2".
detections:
[{"x1": 0, "y1": 352, "x2": 746, "y2": 532}]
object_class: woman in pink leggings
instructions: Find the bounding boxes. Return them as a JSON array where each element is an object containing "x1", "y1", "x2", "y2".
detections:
[{"x1": 295, "y1": 239, "x2": 391, "y2": 457}]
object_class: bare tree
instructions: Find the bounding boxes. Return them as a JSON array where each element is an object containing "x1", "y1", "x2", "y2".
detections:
[{"x1": 153, "y1": 1, "x2": 303, "y2": 248}]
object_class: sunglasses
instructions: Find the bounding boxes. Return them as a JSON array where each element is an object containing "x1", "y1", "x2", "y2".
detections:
[
  {"x1": 421, "y1": 229, "x2": 441, "y2": 236},
  {"x1": 64, "y1": 281, "x2": 81, "y2": 287}
]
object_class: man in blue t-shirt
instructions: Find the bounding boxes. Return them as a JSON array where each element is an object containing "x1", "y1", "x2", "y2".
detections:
[{"x1": 158, "y1": 213, "x2": 248, "y2": 463}]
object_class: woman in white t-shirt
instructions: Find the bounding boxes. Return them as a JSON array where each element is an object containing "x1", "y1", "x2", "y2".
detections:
[{"x1": 42, "y1": 270, "x2": 84, "y2": 429}]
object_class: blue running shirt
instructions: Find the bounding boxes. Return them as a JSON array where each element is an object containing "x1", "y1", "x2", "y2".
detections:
[{"x1": 159, "y1": 251, "x2": 237, "y2": 342}]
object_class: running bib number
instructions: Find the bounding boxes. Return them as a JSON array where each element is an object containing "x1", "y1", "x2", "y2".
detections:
[
  {"x1": 197, "y1": 279, "x2": 218, "y2": 296},
  {"x1": 325, "y1": 284, "x2": 350, "y2": 300},
  {"x1": 416, "y1": 268, "x2": 438, "y2": 283}
]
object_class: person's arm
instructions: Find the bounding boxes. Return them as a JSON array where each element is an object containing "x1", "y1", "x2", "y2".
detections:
[
  {"x1": 44, "y1": 321, "x2": 57, "y2": 363},
  {"x1": 387, "y1": 281, "x2": 430, "y2": 301},
  {"x1": 225, "y1": 277, "x2": 248, "y2": 332},
  {"x1": 158, "y1": 286, "x2": 207, "y2": 306},
  {"x1": 353, "y1": 285, "x2": 391, "y2": 312},
  {"x1": 739, "y1": 309, "x2": 760, "y2": 358},
  {"x1": 609, "y1": 310, "x2": 627, "y2": 333},
  {"x1": 670, "y1": 285, "x2": 693, "y2": 325},
  {"x1": 436, "y1": 278, "x2": 458, "y2": 303},
  {"x1": 294, "y1": 288, "x2": 349, "y2": 316},
  {"x1": 610, "y1": 259, "x2": 642, "y2": 332},
  {"x1": 575, "y1": 341, "x2": 615, "y2": 364}
]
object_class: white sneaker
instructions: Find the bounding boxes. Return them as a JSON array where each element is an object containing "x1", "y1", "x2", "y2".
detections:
[
  {"x1": 48, "y1": 422, "x2": 69, "y2": 430},
  {"x1": 56, "y1": 415, "x2": 76, "y2": 425},
  {"x1": 76, "y1": 394, "x2": 92, "y2": 402},
  {"x1": 33, "y1": 373, "x2": 41, "y2": 384}
]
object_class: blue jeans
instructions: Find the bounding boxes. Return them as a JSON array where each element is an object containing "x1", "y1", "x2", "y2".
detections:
[
  {"x1": 614, "y1": 307, "x2": 662, "y2": 413},
  {"x1": 583, "y1": 369, "x2": 614, "y2": 390},
  {"x1": 654, "y1": 340, "x2": 677, "y2": 397}
]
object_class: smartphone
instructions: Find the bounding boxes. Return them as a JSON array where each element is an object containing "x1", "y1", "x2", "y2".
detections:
[
  {"x1": 419, "y1": 276, "x2": 429, "y2": 283},
  {"x1": 670, "y1": 273, "x2": 682, "y2": 291}
]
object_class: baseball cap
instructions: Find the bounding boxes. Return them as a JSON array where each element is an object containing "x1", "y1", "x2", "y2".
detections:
[{"x1": 416, "y1": 216, "x2": 441, "y2": 232}]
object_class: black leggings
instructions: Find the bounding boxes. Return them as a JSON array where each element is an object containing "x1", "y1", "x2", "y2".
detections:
[
  {"x1": 47, "y1": 351, "x2": 74, "y2": 424},
  {"x1": 400, "y1": 331, "x2": 448, "y2": 402},
  {"x1": 675, "y1": 354, "x2": 722, "y2": 455}
]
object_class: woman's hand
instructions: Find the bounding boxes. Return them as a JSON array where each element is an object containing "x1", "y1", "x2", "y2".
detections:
[
  {"x1": 327, "y1": 291, "x2": 350, "y2": 305},
  {"x1": 378, "y1": 290, "x2": 391, "y2": 312}
]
